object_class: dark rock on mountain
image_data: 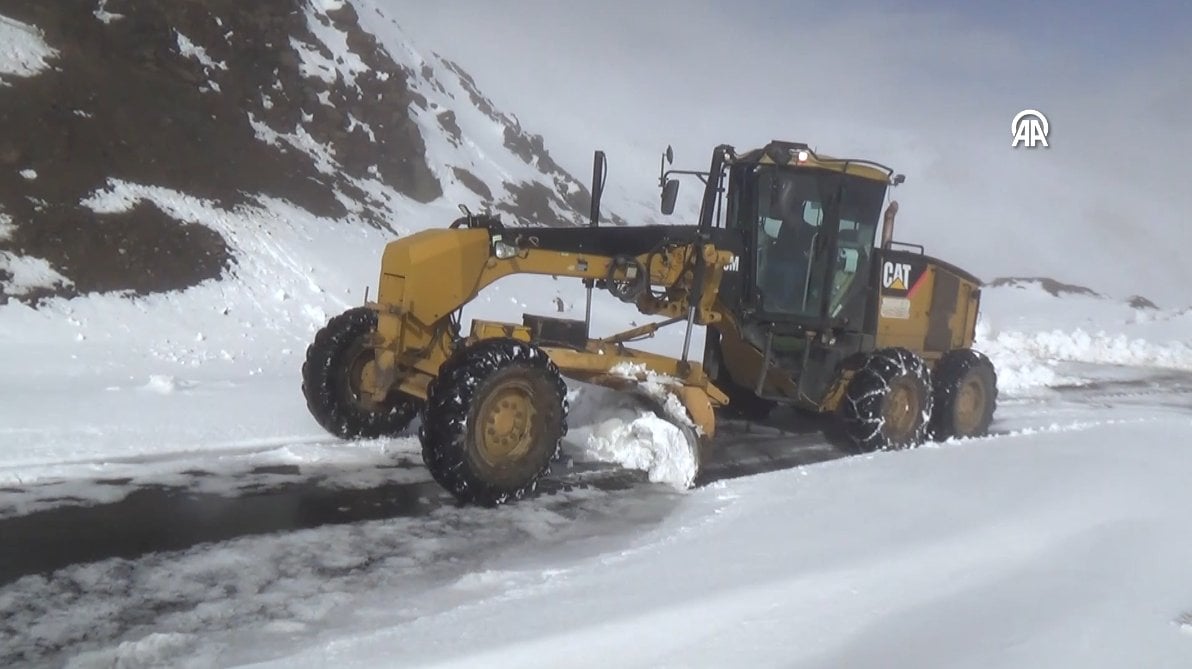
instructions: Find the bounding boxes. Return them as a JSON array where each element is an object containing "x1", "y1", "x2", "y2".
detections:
[{"x1": 989, "y1": 276, "x2": 1102, "y2": 298}]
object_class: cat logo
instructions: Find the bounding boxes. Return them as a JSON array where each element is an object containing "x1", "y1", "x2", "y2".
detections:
[{"x1": 882, "y1": 261, "x2": 912, "y2": 291}]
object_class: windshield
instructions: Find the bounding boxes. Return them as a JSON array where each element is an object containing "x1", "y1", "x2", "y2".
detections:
[{"x1": 749, "y1": 166, "x2": 886, "y2": 323}]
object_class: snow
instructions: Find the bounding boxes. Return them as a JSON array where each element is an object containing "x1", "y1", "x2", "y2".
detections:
[
  {"x1": 7, "y1": 414, "x2": 1192, "y2": 668},
  {"x1": 297, "y1": 2, "x2": 370, "y2": 89},
  {"x1": 988, "y1": 327, "x2": 1192, "y2": 374},
  {"x1": 288, "y1": 0, "x2": 371, "y2": 92},
  {"x1": 261, "y1": 122, "x2": 340, "y2": 175},
  {"x1": 93, "y1": 0, "x2": 124, "y2": 24},
  {"x1": 0, "y1": 207, "x2": 14, "y2": 241},
  {"x1": 175, "y1": 31, "x2": 227, "y2": 71},
  {"x1": 0, "y1": 251, "x2": 72, "y2": 295},
  {"x1": 141, "y1": 374, "x2": 196, "y2": 394},
  {"x1": 555, "y1": 362, "x2": 702, "y2": 489},
  {"x1": 566, "y1": 385, "x2": 697, "y2": 489},
  {"x1": 584, "y1": 412, "x2": 696, "y2": 488},
  {"x1": 975, "y1": 281, "x2": 1192, "y2": 393},
  {"x1": 2, "y1": 2, "x2": 1192, "y2": 667},
  {"x1": 608, "y1": 361, "x2": 697, "y2": 429},
  {"x1": 348, "y1": 0, "x2": 613, "y2": 225},
  {"x1": 0, "y1": 15, "x2": 57, "y2": 79}
]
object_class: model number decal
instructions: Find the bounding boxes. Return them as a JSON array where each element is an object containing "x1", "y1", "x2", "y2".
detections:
[{"x1": 880, "y1": 296, "x2": 912, "y2": 319}]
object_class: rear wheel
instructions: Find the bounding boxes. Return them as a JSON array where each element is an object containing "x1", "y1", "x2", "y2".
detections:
[
  {"x1": 302, "y1": 307, "x2": 420, "y2": 439},
  {"x1": 841, "y1": 348, "x2": 933, "y2": 453},
  {"x1": 420, "y1": 338, "x2": 568, "y2": 506},
  {"x1": 929, "y1": 349, "x2": 998, "y2": 441}
]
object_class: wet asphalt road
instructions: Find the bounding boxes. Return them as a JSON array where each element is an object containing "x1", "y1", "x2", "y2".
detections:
[
  {"x1": 0, "y1": 414, "x2": 841, "y2": 585},
  {"x1": 3, "y1": 365, "x2": 1190, "y2": 586}
]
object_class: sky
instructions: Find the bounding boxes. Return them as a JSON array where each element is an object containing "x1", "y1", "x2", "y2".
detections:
[{"x1": 381, "y1": 1, "x2": 1192, "y2": 305}]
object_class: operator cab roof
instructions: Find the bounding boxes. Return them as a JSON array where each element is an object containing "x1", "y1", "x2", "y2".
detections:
[{"x1": 733, "y1": 140, "x2": 899, "y2": 185}]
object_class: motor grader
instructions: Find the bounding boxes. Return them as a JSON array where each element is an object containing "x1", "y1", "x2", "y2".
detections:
[{"x1": 302, "y1": 140, "x2": 997, "y2": 505}]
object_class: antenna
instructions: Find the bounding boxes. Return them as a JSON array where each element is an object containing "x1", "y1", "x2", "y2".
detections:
[{"x1": 584, "y1": 150, "x2": 606, "y2": 337}]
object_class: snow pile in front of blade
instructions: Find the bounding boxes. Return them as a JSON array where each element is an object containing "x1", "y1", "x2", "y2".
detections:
[
  {"x1": 564, "y1": 370, "x2": 698, "y2": 491},
  {"x1": 585, "y1": 411, "x2": 697, "y2": 490},
  {"x1": 608, "y1": 362, "x2": 697, "y2": 430}
]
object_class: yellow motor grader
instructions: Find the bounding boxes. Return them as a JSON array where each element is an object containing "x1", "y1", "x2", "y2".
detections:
[{"x1": 302, "y1": 141, "x2": 997, "y2": 505}]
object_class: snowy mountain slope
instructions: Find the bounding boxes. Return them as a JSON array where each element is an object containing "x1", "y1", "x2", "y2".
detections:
[{"x1": 0, "y1": 0, "x2": 621, "y2": 306}]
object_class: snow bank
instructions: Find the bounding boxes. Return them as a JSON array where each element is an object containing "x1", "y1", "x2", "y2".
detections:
[
  {"x1": 983, "y1": 327, "x2": 1192, "y2": 372},
  {"x1": 975, "y1": 283, "x2": 1192, "y2": 393},
  {"x1": 0, "y1": 16, "x2": 57, "y2": 78}
]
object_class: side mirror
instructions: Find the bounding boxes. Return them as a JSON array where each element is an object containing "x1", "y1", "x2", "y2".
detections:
[
  {"x1": 660, "y1": 179, "x2": 680, "y2": 215},
  {"x1": 658, "y1": 145, "x2": 675, "y2": 188}
]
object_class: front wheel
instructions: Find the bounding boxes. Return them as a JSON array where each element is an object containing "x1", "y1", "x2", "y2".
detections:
[
  {"x1": 420, "y1": 338, "x2": 568, "y2": 506},
  {"x1": 840, "y1": 348, "x2": 933, "y2": 453},
  {"x1": 301, "y1": 307, "x2": 420, "y2": 439}
]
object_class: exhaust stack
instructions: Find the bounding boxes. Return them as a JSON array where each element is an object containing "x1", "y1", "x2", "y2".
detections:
[{"x1": 880, "y1": 200, "x2": 899, "y2": 249}]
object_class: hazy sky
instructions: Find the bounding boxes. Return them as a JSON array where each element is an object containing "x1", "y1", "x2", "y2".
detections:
[{"x1": 382, "y1": 1, "x2": 1192, "y2": 304}]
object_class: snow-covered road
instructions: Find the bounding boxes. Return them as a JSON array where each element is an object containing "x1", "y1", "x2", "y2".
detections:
[{"x1": 3, "y1": 362, "x2": 1192, "y2": 668}]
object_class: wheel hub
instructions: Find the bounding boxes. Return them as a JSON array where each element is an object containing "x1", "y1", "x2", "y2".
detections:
[
  {"x1": 882, "y1": 378, "x2": 920, "y2": 439},
  {"x1": 953, "y1": 377, "x2": 986, "y2": 435},
  {"x1": 476, "y1": 380, "x2": 536, "y2": 465},
  {"x1": 345, "y1": 344, "x2": 382, "y2": 411}
]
